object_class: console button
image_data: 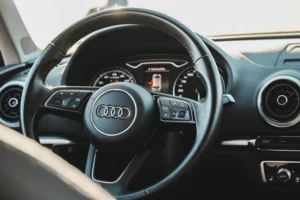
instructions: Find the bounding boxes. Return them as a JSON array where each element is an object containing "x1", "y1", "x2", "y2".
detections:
[
  {"x1": 66, "y1": 92, "x2": 91, "y2": 110},
  {"x1": 294, "y1": 176, "x2": 300, "y2": 183},
  {"x1": 162, "y1": 112, "x2": 170, "y2": 119},
  {"x1": 46, "y1": 90, "x2": 92, "y2": 110},
  {"x1": 75, "y1": 92, "x2": 91, "y2": 100},
  {"x1": 64, "y1": 91, "x2": 77, "y2": 96},
  {"x1": 170, "y1": 106, "x2": 190, "y2": 121},
  {"x1": 158, "y1": 98, "x2": 192, "y2": 122},
  {"x1": 277, "y1": 168, "x2": 291, "y2": 182},
  {"x1": 255, "y1": 137, "x2": 300, "y2": 150},
  {"x1": 54, "y1": 99, "x2": 62, "y2": 105},
  {"x1": 61, "y1": 97, "x2": 72, "y2": 107},
  {"x1": 169, "y1": 100, "x2": 188, "y2": 108},
  {"x1": 161, "y1": 105, "x2": 170, "y2": 112},
  {"x1": 276, "y1": 139, "x2": 287, "y2": 145},
  {"x1": 160, "y1": 99, "x2": 169, "y2": 105},
  {"x1": 256, "y1": 137, "x2": 276, "y2": 149},
  {"x1": 55, "y1": 91, "x2": 77, "y2": 97},
  {"x1": 171, "y1": 109, "x2": 177, "y2": 118},
  {"x1": 67, "y1": 101, "x2": 81, "y2": 110},
  {"x1": 46, "y1": 96, "x2": 72, "y2": 108},
  {"x1": 56, "y1": 91, "x2": 66, "y2": 96},
  {"x1": 178, "y1": 111, "x2": 186, "y2": 118},
  {"x1": 184, "y1": 110, "x2": 190, "y2": 120}
]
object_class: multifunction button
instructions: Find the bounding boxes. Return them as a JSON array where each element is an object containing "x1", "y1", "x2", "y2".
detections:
[
  {"x1": 45, "y1": 90, "x2": 92, "y2": 111},
  {"x1": 158, "y1": 98, "x2": 191, "y2": 121}
]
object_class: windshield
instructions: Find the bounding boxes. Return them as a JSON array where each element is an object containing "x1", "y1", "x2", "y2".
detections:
[{"x1": 14, "y1": 0, "x2": 300, "y2": 49}]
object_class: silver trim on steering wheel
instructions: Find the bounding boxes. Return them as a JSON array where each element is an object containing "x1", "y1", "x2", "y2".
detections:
[{"x1": 96, "y1": 105, "x2": 131, "y2": 119}]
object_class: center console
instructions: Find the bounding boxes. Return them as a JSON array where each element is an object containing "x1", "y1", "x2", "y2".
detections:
[
  {"x1": 222, "y1": 137, "x2": 300, "y2": 189},
  {"x1": 261, "y1": 161, "x2": 300, "y2": 185}
]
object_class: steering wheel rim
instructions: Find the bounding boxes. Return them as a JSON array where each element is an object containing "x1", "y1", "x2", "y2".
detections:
[{"x1": 21, "y1": 7, "x2": 223, "y2": 199}]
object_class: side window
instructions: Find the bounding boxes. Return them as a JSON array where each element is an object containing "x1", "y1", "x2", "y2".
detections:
[{"x1": 0, "y1": 51, "x2": 4, "y2": 66}]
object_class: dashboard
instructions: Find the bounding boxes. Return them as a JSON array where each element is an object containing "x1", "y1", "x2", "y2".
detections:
[{"x1": 4, "y1": 24, "x2": 300, "y2": 195}]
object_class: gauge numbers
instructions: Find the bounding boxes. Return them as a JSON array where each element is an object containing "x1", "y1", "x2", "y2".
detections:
[
  {"x1": 92, "y1": 69, "x2": 135, "y2": 87},
  {"x1": 174, "y1": 67, "x2": 225, "y2": 101}
]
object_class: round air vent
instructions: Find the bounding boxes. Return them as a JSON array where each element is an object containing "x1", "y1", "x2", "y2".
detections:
[
  {"x1": 0, "y1": 81, "x2": 24, "y2": 128},
  {"x1": 258, "y1": 76, "x2": 300, "y2": 128}
]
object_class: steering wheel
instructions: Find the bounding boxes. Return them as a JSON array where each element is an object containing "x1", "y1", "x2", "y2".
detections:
[{"x1": 20, "y1": 7, "x2": 223, "y2": 199}]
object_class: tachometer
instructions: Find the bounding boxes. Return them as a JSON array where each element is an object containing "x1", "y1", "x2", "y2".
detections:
[
  {"x1": 174, "y1": 67, "x2": 225, "y2": 101},
  {"x1": 92, "y1": 69, "x2": 136, "y2": 87}
]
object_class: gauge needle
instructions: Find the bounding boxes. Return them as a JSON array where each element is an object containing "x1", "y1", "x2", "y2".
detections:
[{"x1": 195, "y1": 85, "x2": 201, "y2": 101}]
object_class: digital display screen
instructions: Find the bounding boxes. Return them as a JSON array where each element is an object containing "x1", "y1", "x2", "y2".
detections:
[{"x1": 144, "y1": 66, "x2": 169, "y2": 93}]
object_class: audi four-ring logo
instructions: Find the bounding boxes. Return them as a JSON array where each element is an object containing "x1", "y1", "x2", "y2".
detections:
[{"x1": 96, "y1": 105, "x2": 131, "y2": 119}]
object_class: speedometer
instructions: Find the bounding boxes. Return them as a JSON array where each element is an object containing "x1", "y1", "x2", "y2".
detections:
[
  {"x1": 174, "y1": 67, "x2": 225, "y2": 101},
  {"x1": 92, "y1": 69, "x2": 136, "y2": 87}
]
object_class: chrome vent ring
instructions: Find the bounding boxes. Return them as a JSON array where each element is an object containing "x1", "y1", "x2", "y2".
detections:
[
  {"x1": 0, "y1": 81, "x2": 24, "y2": 128},
  {"x1": 258, "y1": 76, "x2": 300, "y2": 128}
]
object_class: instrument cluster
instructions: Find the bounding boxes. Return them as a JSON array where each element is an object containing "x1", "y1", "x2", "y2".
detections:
[{"x1": 91, "y1": 59, "x2": 227, "y2": 101}]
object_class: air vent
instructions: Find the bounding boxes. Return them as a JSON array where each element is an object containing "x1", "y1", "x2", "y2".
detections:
[
  {"x1": 258, "y1": 76, "x2": 300, "y2": 128},
  {"x1": 0, "y1": 81, "x2": 24, "y2": 128}
]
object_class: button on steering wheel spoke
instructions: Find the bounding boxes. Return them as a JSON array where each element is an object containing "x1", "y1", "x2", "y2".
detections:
[
  {"x1": 155, "y1": 94, "x2": 195, "y2": 124},
  {"x1": 43, "y1": 86, "x2": 96, "y2": 113}
]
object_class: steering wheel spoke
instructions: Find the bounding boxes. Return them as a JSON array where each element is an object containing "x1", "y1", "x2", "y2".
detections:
[
  {"x1": 152, "y1": 93, "x2": 195, "y2": 124},
  {"x1": 102, "y1": 151, "x2": 150, "y2": 194},
  {"x1": 43, "y1": 86, "x2": 97, "y2": 114},
  {"x1": 85, "y1": 145, "x2": 151, "y2": 198}
]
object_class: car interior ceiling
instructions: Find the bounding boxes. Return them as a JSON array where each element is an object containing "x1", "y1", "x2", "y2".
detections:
[{"x1": 2, "y1": 1, "x2": 300, "y2": 199}]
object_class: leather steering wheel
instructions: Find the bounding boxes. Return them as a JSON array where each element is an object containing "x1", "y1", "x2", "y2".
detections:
[{"x1": 20, "y1": 8, "x2": 223, "y2": 199}]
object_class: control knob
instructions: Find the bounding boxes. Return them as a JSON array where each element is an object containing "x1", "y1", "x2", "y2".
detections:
[{"x1": 277, "y1": 168, "x2": 291, "y2": 182}]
